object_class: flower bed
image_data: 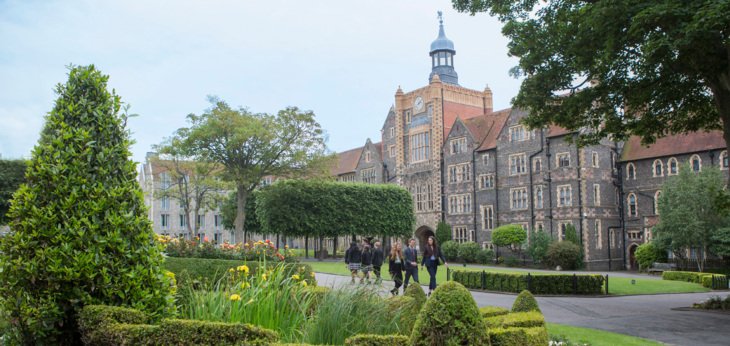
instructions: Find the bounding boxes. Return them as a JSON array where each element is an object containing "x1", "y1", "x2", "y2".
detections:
[{"x1": 158, "y1": 235, "x2": 294, "y2": 262}]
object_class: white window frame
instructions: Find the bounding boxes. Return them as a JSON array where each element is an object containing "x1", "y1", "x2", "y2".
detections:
[
  {"x1": 667, "y1": 157, "x2": 678, "y2": 175},
  {"x1": 365, "y1": 151, "x2": 371, "y2": 163},
  {"x1": 509, "y1": 125, "x2": 528, "y2": 142},
  {"x1": 652, "y1": 159, "x2": 663, "y2": 177},
  {"x1": 595, "y1": 219, "x2": 602, "y2": 249},
  {"x1": 721, "y1": 150, "x2": 729, "y2": 170},
  {"x1": 453, "y1": 226, "x2": 469, "y2": 243},
  {"x1": 482, "y1": 153, "x2": 490, "y2": 165},
  {"x1": 628, "y1": 193, "x2": 638, "y2": 217},
  {"x1": 534, "y1": 185, "x2": 544, "y2": 209},
  {"x1": 558, "y1": 221, "x2": 572, "y2": 241},
  {"x1": 448, "y1": 194, "x2": 472, "y2": 214},
  {"x1": 450, "y1": 137, "x2": 467, "y2": 154},
  {"x1": 161, "y1": 214, "x2": 170, "y2": 230},
  {"x1": 161, "y1": 196, "x2": 170, "y2": 211},
  {"x1": 690, "y1": 154, "x2": 702, "y2": 172},
  {"x1": 654, "y1": 190, "x2": 661, "y2": 215},
  {"x1": 626, "y1": 163, "x2": 636, "y2": 180},
  {"x1": 593, "y1": 184, "x2": 601, "y2": 206},
  {"x1": 410, "y1": 131, "x2": 430, "y2": 163},
  {"x1": 389, "y1": 145, "x2": 396, "y2": 158},
  {"x1": 389, "y1": 127, "x2": 395, "y2": 138},
  {"x1": 510, "y1": 187, "x2": 528, "y2": 210},
  {"x1": 592, "y1": 152, "x2": 599, "y2": 168},
  {"x1": 360, "y1": 167, "x2": 376, "y2": 183},
  {"x1": 557, "y1": 185, "x2": 572, "y2": 207},
  {"x1": 556, "y1": 152, "x2": 571, "y2": 168},
  {"x1": 478, "y1": 174, "x2": 495, "y2": 189},
  {"x1": 509, "y1": 153, "x2": 527, "y2": 175},
  {"x1": 533, "y1": 157, "x2": 542, "y2": 172},
  {"x1": 481, "y1": 205, "x2": 494, "y2": 230}
]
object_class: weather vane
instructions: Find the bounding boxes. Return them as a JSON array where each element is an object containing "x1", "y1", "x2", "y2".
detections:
[{"x1": 437, "y1": 11, "x2": 443, "y2": 25}]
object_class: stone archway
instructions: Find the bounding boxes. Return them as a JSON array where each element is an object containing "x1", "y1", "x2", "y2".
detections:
[
  {"x1": 628, "y1": 243, "x2": 639, "y2": 271},
  {"x1": 415, "y1": 225, "x2": 435, "y2": 250}
]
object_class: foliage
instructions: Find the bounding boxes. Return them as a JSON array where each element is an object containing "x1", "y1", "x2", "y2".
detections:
[
  {"x1": 0, "y1": 159, "x2": 26, "y2": 225},
  {"x1": 220, "y1": 190, "x2": 261, "y2": 236},
  {"x1": 662, "y1": 270, "x2": 728, "y2": 289},
  {"x1": 476, "y1": 248, "x2": 495, "y2": 265},
  {"x1": 345, "y1": 334, "x2": 409, "y2": 346},
  {"x1": 458, "y1": 241, "x2": 481, "y2": 263},
  {"x1": 181, "y1": 98, "x2": 334, "y2": 241},
  {"x1": 492, "y1": 224, "x2": 527, "y2": 251},
  {"x1": 435, "y1": 221, "x2": 452, "y2": 245},
  {"x1": 162, "y1": 236, "x2": 291, "y2": 262},
  {"x1": 384, "y1": 296, "x2": 420, "y2": 336},
  {"x1": 0, "y1": 65, "x2": 174, "y2": 345},
  {"x1": 441, "y1": 240, "x2": 460, "y2": 262},
  {"x1": 485, "y1": 311, "x2": 545, "y2": 329},
  {"x1": 654, "y1": 165, "x2": 730, "y2": 271},
  {"x1": 256, "y1": 180, "x2": 414, "y2": 239},
  {"x1": 504, "y1": 256, "x2": 520, "y2": 267},
  {"x1": 404, "y1": 283, "x2": 427, "y2": 309},
  {"x1": 450, "y1": 270, "x2": 604, "y2": 295},
  {"x1": 78, "y1": 304, "x2": 279, "y2": 346},
  {"x1": 701, "y1": 275, "x2": 729, "y2": 289},
  {"x1": 563, "y1": 224, "x2": 580, "y2": 246},
  {"x1": 545, "y1": 241, "x2": 583, "y2": 270},
  {"x1": 693, "y1": 295, "x2": 730, "y2": 310},
  {"x1": 527, "y1": 230, "x2": 552, "y2": 265},
  {"x1": 634, "y1": 242, "x2": 668, "y2": 271},
  {"x1": 479, "y1": 306, "x2": 509, "y2": 318},
  {"x1": 512, "y1": 290, "x2": 541, "y2": 313},
  {"x1": 410, "y1": 281, "x2": 489, "y2": 346},
  {"x1": 453, "y1": 0, "x2": 730, "y2": 150},
  {"x1": 489, "y1": 326, "x2": 549, "y2": 346}
]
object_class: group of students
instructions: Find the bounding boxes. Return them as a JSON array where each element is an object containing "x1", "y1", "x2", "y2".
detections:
[{"x1": 345, "y1": 236, "x2": 447, "y2": 297}]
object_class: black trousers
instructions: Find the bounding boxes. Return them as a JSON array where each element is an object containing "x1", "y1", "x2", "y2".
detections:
[
  {"x1": 374, "y1": 265, "x2": 382, "y2": 279},
  {"x1": 403, "y1": 266, "x2": 419, "y2": 288},
  {"x1": 391, "y1": 270, "x2": 403, "y2": 290}
]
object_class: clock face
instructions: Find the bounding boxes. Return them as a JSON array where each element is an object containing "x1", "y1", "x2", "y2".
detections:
[{"x1": 414, "y1": 96, "x2": 424, "y2": 112}]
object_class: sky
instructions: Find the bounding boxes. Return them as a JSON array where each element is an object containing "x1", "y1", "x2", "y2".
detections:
[{"x1": 0, "y1": 0, "x2": 522, "y2": 164}]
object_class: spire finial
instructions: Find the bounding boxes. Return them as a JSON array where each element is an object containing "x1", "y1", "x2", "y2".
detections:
[{"x1": 438, "y1": 11, "x2": 443, "y2": 25}]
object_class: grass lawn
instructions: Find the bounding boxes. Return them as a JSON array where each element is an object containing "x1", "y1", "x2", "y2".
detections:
[
  {"x1": 547, "y1": 323, "x2": 664, "y2": 346},
  {"x1": 304, "y1": 260, "x2": 710, "y2": 295}
]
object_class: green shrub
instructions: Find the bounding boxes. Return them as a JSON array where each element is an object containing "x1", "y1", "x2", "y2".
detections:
[
  {"x1": 527, "y1": 230, "x2": 552, "y2": 265},
  {"x1": 479, "y1": 306, "x2": 509, "y2": 318},
  {"x1": 634, "y1": 242, "x2": 667, "y2": 271},
  {"x1": 410, "y1": 281, "x2": 489, "y2": 346},
  {"x1": 458, "y1": 241, "x2": 481, "y2": 263},
  {"x1": 489, "y1": 326, "x2": 549, "y2": 346},
  {"x1": 385, "y1": 296, "x2": 420, "y2": 335},
  {"x1": 435, "y1": 221, "x2": 452, "y2": 245},
  {"x1": 345, "y1": 334, "x2": 409, "y2": 346},
  {"x1": 303, "y1": 286, "x2": 331, "y2": 314},
  {"x1": 0, "y1": 159, "x2": 26, "y2": 225},
  {"x1": 476, "y1": 248, "x2": 495, "y2": 264},
  {"x1": 163, "y1": 257, "x2": 315, "y2": 289},
  {"x1": 512, "y1": 290, "x2": 541, "y2": 313},
  {"x1": 693, "y1": 295, "x2": 730, "y2": 310},
  {"x1": 504, "y1": 256, "x2": 520, "y2": 267},
  {"x1": 450, "y1": 270, "x2": 604, "y2": 295},
  {"x1": 0, "y1": 65, "x2": 174, "y2": 345},
  {"x1": 404, "y1": 283, "x2": 427, "y2": 308},
  {"x1": 701, "y1": 275, "x2": 729, "y2": 289},
  {"x1": 499, "y1": 311, "x2": 545, "y2": 328},
  {"x1": 441, "y1": 241, "x2": 459, "y2": 261},
  {"x1": 661, "y1": 270, "x2": 725, "y2": 285},
  {"x1": 492, "y1": 224, "x2": 527, "y2": 250},
  {"x1": 545, "y1": 241, "x2": 583, "y2": 270}
]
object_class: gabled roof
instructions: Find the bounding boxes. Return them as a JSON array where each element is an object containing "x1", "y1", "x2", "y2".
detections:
[
  {"x1": 477, "y1": 108, "x2": 511, "y2": 151},
  {"x1": 620, "y1": 131, "x2": 726, "y2": 162},
  {"x1": 373, "y1": 141, "x2": 383, "y2": 158},
  {"x1": 331, "y1": 146, "x2": 363, "y2": 175},
  {"x1": 443, "y1": 101, "x2": 487, "y2": 140},
  {"x1": 547, "y1": 124, "x2": 574, "y2": 138}
]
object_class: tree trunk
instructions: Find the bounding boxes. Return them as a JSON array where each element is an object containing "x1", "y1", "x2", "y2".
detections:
[
  {"x1": 318, "y1": 236, "x2": 325, "y2": 261},
  {"x1": 305, "y1": 236, "x2": 309, "y2": 259},
  {"x1": 234, "y1": 184, "x2": 248, "y2": 243},
  {"x1": 333, "y1": 237, "x2": 338, "y2": 258}
]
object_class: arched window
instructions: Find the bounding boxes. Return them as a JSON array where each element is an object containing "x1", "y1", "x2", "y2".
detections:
[
  {"x1": 721, "y1": 151, "x2": 728, "y2": 170},
  {"x1": 654, "y1": 190, "x2": 662, "y2": 215},
  {"x1": 626, "y1": 163, "x2": 636, "y2": 180},
  {"x1": 690, "y1": 154, "x2": 702, "y2": 172},
  {"x1": 653, "y1": 159, "x2": 663, "y2": 177},
  {"x1": 667, "y1": 157, "x2": 678, "y2": 175},
  {"x1": 628, "y1": 193, "x2": 637, "y2": 217}
]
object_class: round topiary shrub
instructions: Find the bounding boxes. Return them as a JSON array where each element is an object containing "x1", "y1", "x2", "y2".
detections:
[
  {"x1": 386, "y1": 295, "x2": 420, "y2": 335},
  {"x1": 410, "y1": 281, "x2": 489, "y2": 346},
  {"x1": 441, "y1": 241, "x2": 459, "y2": 262},
  {"x1": 476, "y1": 248, "x2": 494, "y2": 265},
  {"x1": 457, "y1": 241, "x2": 481, "y2": 263},
  {"x1": 404, "y1": 283, "x2": 427, "y2": 309},
  {"x1": 545, "y1": 241, "x2": 582, "y2": 270},
  {"x1": 511, "y1": 290, "x2": 541, "y2": 313}
]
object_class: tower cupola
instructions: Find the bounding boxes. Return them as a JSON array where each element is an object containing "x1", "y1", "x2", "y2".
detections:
[{"x1": 429, "y1": 11, "x2": 458, "y2": 85}]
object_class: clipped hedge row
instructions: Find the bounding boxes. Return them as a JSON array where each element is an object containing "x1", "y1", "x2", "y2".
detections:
[
  {"x1": 485, "y1": 311, "x2": 545, "y2": 329},
  {"x1": 701, "y1": 275, "x2": 729, "y2": 289},
  {"x1": 663, "y1": 271, "x2": 728, "y2": 289},
  {"x1": 489, "y1": 327, "x2": 549, "y2": 346},
  {"x1": 344, "y1": 334, "x2": 410, "y2": 346},
  {"x1": 451, "y1": 270, "x2": 604, "y2": 295},
  {"x1": 78, "y1": 305, "x2": 279, "y2": 346},
  {"x1": 480, "y1": 306, "x2": 509, "y2": 318}
]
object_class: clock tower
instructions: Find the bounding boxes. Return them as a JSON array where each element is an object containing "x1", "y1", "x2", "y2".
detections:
[{"x1": 429, "y1": 11, "x2": 458, "y2": 85}]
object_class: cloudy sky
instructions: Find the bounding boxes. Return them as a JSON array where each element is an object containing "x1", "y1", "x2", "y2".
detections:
[{"x1": 0, "y1": 0, "x2": 521, "y2": 164}]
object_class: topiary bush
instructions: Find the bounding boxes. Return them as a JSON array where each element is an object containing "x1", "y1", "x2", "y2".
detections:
[
  {"x1": 0, "y1": 65, "x2": 174, "y2": 345},
  {"x1": 476, "y1": 248, "x2": 495, "y2": 264},
  {"x1": 512, "y1": 290, "x2": 541, "y2": 313},
  {"x1": 404, "y1": 283, "x2": 427, "y2": 309},
  {"x1": 458, "y1": 241, "x2": 481, "y2": 263},
  {"x1": 441, "y1": 240, "x2": 459, "y2": 262},
  {"x1": 345, "y1": 334, "x2": 409, "y2": 346},
  {"x1": 545, "y1": 241, "x2": 583, "y2": 270},
  {"x1": 492, "y1": 224, "x2": 527, "y2": 251},
  {"x1": 410, "y1": 281, "x2": 489, "y2": 346},
  {"x1": 450, "y1": 270, "x2": 604, "y2": 295},
  {"x1": 635, "y1": 242, "x2": 668, "y2": 271},
  {"x1": 385, "y1": 296, "x2": 420, "y2": 335},
  {"x1": 479, "y1": 306, "x2": 509, "y2": 318},
  {"x1": 489, "y1": 326, "x2": 549, "y2": 346}
]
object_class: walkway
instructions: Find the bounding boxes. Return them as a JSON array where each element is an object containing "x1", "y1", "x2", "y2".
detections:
[{"x1": 314, "y1": 272, "x2": 730, "y2": 346}]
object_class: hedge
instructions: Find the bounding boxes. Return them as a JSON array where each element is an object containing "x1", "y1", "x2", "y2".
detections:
[
  {"x1": 79, "y1": 305, "x2": 279, "y2": 345},
  {"x1": 485, "y1": 311, "x2": 545, "y2": 329},
  {"x1": 450, "y1": 270, "x2": 604, "y2": 295},
  {"x1": 701, "y1": 275, "x2": 729, "y2": 289},
  {"x1": 479, "y1": 306, "x2": 509, "y2": 318},
  {"x1": 511, "y1": 290, "x2": 541, "y2": 313},
  {"x1": 163, "y1": 256, "x2": 316, "y2": 288},
  {"x1": 663, "y1": 271, "x2": 728, "y2": 289},
  {"x1": 344, "y1": 334, "x2": 409, "y2": 346},
  {"x1": 489, "y1": 326, "x2": 549, "y2": 346}
]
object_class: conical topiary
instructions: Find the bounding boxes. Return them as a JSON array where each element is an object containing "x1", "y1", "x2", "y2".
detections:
[
  {"x1": 404, "y1": 282, "x2": 427, "y2": 308},
  {"x1": 410, "y1": 281, "x2": 489, "y2": 346},
  {"x1": 0, "y1": 65, "x2": 174, "y2": 345},
  {"x1": 511, "y1": 290, "x2": 541, "y2": 313}
]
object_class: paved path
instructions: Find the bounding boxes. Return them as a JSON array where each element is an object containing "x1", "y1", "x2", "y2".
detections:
[{"x1": 314, "y1": 272, "x2": 730, "y2": 346}]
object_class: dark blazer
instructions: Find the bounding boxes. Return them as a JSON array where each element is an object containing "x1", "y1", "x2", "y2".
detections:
[
  {"x1": 388, "y1": 254, "x2": 404, "y2": 273},
  {"x1": 422, "y1": 246, "x2": 446, "y2": 267},
  {"x1": 361, "y1": 250, "x2": 373, "y2": 266},
  {"x1": 404, "y1": 247, "x2": 418, "y2": 268},
  {"x1": 345, "y1": 247, "x2": 362, "y2": 264},
  {"x1": 372, "y1": 248, "x2": 384, "y2": 266}
]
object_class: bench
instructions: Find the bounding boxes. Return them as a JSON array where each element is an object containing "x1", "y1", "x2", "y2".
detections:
[{"x1": 648, "y1": 262, "x2": 676, "y2": 275}]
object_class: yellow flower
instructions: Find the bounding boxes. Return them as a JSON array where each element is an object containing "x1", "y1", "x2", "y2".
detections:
[
  {"x1": 228, "y1": 268, "x2": 235, "y2": 273},
  {"x1": 292, "y1": 274, "x2": 300, "y2": 281},
  {"x1": 301, "y1": 280, "x2": 308, "y2": 287},
  {"x1": 262, "y1": 273, "x2": 267, "y2": 281},
  {"x1": 285, "y1": 245, "x2": 289, "y2": 249},
  {"x1": 241, "y1": 282, "x2": 251, "y2": 289},
  {"x1": 229, "y1": 294, "x2": 241, "y2": 302},
  {"x1": 237, "y1": 265, "x2": 250, "y2": 275}
]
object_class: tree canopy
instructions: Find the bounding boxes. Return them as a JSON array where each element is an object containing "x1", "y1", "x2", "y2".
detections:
[
  {"x1": 453, "y1": 0, "x2": 730, "y2": 148},
  {"x1": 491, "y1": 224, "x2": 527, "y2": 251}
]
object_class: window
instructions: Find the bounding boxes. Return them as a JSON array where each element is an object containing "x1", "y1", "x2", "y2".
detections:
[
  {"x1": 365, "y1": 151, "x2": 371, "y2": 163},
  {"x1": 179, "y1": 214, "x2": 187, "y2": 228},
  {"x1": 654, "y1": 190, "x2": 661, "y2": 215},
  {"x1": 389, "y1": 127, "x2": 395, "y2": 138},
  {"x1": 690, "y1": 154, "x2": 702, "y2": 172},
  {"x1": 389, "y1": 145, "x2": 396, "y2": 158},
  {"x1": 482, "y1": 153, "x2": 490, "y2": 165},
  {"x1": 667, "y1": 157, "x2": 678, "y2": 175},
  {"x1": 534, "y1": 185, "x2": 544, "y2": 209},
  {"x1": 626, "y1": 163, "x2": 636, "y2": 180},
  {"x1": 509, "y1": 153, "x2": 527, "y2": 175},
  {"x1": 161, "y1": 214, "x2": 170, "y2": 229},
  {"x1": 448, "y1": 163, "x2": 472, "y2": 183},
  {"x1": 196, "y1": 214, "x2": 205, "y2": 228},
  {"x1": 448, "y1": 194, "x2": 472, "y2": 214},
  {"x1": 361, "y1": 168, "x2": 376, "y2": 184},
  {"x1": 160, "y1": 172, "x2": 171, "y2": 190},
  {"x1": 593, "y1": 184, "x2": 601, "y2": 206},
  {"x1": 556, "y1": 153, "x2": 570, "y2": 167},
  {"x1": 161, "y1": 196, "x2": 170, "y2": 210},
  {"x1": 261, "y1": 176, "x2": 273, "y2": 187},
  {"x1": 595, "y1": 219, "x2": 602, "y2": 249},
  {"x1": 533, "y1": 157, "x2": 542, "y2": 172},
  {"x1": 415, "y1": 184, "x2": 433, "y2": 212},
  {"x1": 481, "y1": 205, "x2": 494, "y2": 230},
  {"x1": 653, "y1": 159, "x2": 663, "y2": 177},
  {"x1": 558, "y1": 222, "x2": 572, "y2": 241},
  {"x1": 628, "y1": 230, "x2": 642, "y2": 240},
  {"x1": 410, "y1": 131, "x2": 430, "y2": 163},
  {"x1": 450, "y1": 137, "x2": 467, "y2": 154},
  {"x1": 558, "y1": 185, "x2": 572, "y2": 207},
  {"x1": 214, "y1": 232, "x2": 221, "y2": 244},
  {"x1": 214, "y1": 215, "x2": 222, "y2": 229},
  {"x1": 592, "y1": 152, "x2": 599, "y2": 168},
  {"x1": 536, "y1": 222, "x2": 544, "y2": 232},
  {"x1": 478, "y1": 174, "x2": 495, "y2": 189},
  {"x1": 510, "y1": 187, "x2": 528, "y2": 210},
  {"x1": 405, "y1": 110, "x2": 411, "y2": 124},
  {"x1": 509, "y1": 125, "x2": 528, "y2": 142},
  {"x1": 721, "y1": 151, "x2": 729, "y2": 170},
  {"x1": 338, "y1": 173, "x2": 356, "y2": 182},
  {"x1": 453, "y1": 226, "x2": 469, "y2": 243},
  {"x1": 628, "y1": 193, "x2": 637, "y2": 217},
  {"x1": 609, "y1": 229, "x2": 616, "y2": 248}
]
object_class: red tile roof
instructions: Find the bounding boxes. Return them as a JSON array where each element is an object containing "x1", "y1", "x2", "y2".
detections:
[
  {"x1": 620, "y1": 131, "x2": 726, "y2": 162},
  {"x1": 547, "y1": 124, "x2": 573, "y2": 138},
  {"x1": 443, "y1": 101, "x2": 486, "y2": 140},
  {"x1": 477, "y1": 108, "x2": 511, "y2": 151},
  {"x1": 332, "y1": 146, "x2": 363, "y2": 175}
]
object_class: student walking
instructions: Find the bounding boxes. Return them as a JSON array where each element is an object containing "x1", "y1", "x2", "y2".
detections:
[
  {"x1": 421, "y1": 236, "x2": 447, "y2": 296},
  {"x1": 388, "y1": 241, "x2": 405, "y2": 295},
  {"x1": 403, "y1": 238, "x2": 419, "y2": 289},
  {"x1": 372, "y1": 241, "x2": 384, "y2": 284},
  {"x1": 360, "y1": 244, "x2": 374, "y2": 284},
  {"x1": 344, "y1": 241, "x2": 362, "y2": 284}
]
